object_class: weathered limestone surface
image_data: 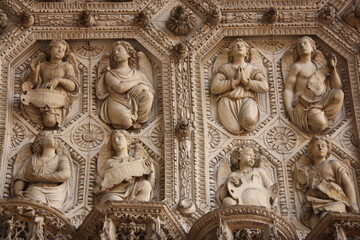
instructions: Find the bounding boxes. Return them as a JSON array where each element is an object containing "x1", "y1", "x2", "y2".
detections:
[{"x1": 0, "y1": 0, "x2": 360, "y2": 239}]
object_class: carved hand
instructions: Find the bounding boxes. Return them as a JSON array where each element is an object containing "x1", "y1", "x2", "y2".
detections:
[
  {"x1": 329, "y1": 54, "x2": 337, "y2": 71},
  {"x1": 45, "y1": 78, "x2": 60, "y2": 90},
  {"x1": 13, "y1": 187, "x2": 24, "y2": 197},
  {"x1": 229, "y1": 176, "x2": 241, "y2": 187},
  {"x1": 239, "y1": 68, "x2": 249, "y2": 86},
  {"x1": 29, "y1": 58, "x2": 41, "y2": 74},
  {"x1": 349, "y1": 202, "x2": 359, "y2": 213},
  {"x1": 145, "y1": 159, "x2": 152, "y2": 166},
  {"x1": 128, "y1": 84, "x2": 149, "y2": 97}
]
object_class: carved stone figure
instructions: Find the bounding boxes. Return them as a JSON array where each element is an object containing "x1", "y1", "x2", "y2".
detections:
[
  {"x1": 319, "y1": 4, "x2": 336, "y2": 22},
  {"x1": 0, "y1": 9, "x2": 7, "y2": 32},
  {"x1": 344, "y1": 2, "x2": 360, "y2": 32},
  {"x1": 135, "y1": 11, "x2": 150, "y2": 28},
  {"x1": 11, "y1": 131, "x2": 72, "y2": 211},
  {"x1": 96, "y1": 41, "x2": 155, "y2": 129},
  {"x1": 215, "y1": 145, "x2": 278, "y2": 210},
  {"x1": 207, "y1": 8, "x2": 222, "y2": 25},
  {"x1": 173, "y1": 43, "x2": 188, "y2": 60},
  {"x1": 282, "y1": 36, "x2": 344, "y2": 133},
  {"x1": 19, "y1": 12, "x2": 35, "y2": 28},
  {"x1": 211, "y1": 39, "x2": 269, "y2": 134},
  {"x1": 294, "y1": 136, "x2": 358, "y2": 229},
  {"x1": 263, "y1": 7, "x2": 278, "y2": 23},
  {"x1": 166, "y1": 5, "x2": 196, "y2": 36},
  {"x1": 95, "y1": 130, "x2": 155, "y2": 203},
  {"x1": 79, "y1": 10, "x2": 96, "y2": 27},
  {"x1": 21, "y1": 39, "x2": 79, "y2": 128}
]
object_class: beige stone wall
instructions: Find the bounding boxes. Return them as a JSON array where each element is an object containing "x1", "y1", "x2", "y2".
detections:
[{"x1": 0, "y1": 0, "x2": 359, "y2": 238}]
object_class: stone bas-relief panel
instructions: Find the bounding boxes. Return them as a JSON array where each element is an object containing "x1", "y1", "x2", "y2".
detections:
[
  {"x1": 95, "y1": 130, "x2": 155, "y2": 203},
  {"x1": 21, "y1": 39, "x2": 80, "y2": 128},
  {"x1": 215, "y1": 144, "x2": 278, "y2": 210},
  {"x1": 12, "y1": 131, "x2": 73, "y2": 211},
  {"x1": 282, "y1": 36, "x2": 344, "y2": 134},
  {"x1": 294, "y1": 136, "x2": 358, "y2": 229},
  {"x1": 2, "y1": 0, "x2": 360, "y2": 239},
  {"x1": 96, "y1": 40, "x2": 155, "y2": 130},
  {"x1": 210, "y1": 38, "x2": 269, "y2": 135},
  {"x1": 4, "y1": 38, "x2": 165, "y2": 226}
]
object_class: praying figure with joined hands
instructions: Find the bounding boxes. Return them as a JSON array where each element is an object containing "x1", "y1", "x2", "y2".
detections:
[{"x1": 211, "y1": 38, "x2": 269, "y2": 134}]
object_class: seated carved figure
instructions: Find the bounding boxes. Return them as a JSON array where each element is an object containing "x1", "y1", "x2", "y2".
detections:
[
  {"x1": 215, "y1": 145, "x2": 278, "y2": 210},
  {"x1": 21, "y1": 39, "x2": 79, "y2": 128},
  {"x1": 96, "y1": 41, "x2": 155, "y2": 129},
  {"x1": 344, "y1": 2, "x2": 360, "y2": 32},
  {"x1": 295, "y1": 136, "x2": 358, "y2": 229},
  {"x1": 95, "y1": 130, "x2": 154, "y2": 203},
  {"x1": 211, "y1": 38, "x2": 269, "y2": 134},
  {"x1": 12, "y1": 131, "x2": 72, "y2": 211},
  {"x1": 282, "y1": 36, "x2": 344, "y2": 133}
]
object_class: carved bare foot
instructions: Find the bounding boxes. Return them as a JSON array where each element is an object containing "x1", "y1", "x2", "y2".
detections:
[{"x1": 132, "y1": 123, "x2": 142, "y2": 129}]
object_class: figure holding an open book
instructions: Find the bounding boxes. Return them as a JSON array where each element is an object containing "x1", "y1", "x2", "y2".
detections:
[{"x1": 95, "y1": 130, "x2": 154, "y2": 203}]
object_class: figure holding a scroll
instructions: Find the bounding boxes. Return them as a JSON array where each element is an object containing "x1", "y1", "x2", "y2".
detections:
[
  {"x1": 294, "y1": 136, "x2": 358, "y2": 229},
  {"x1": 95, "y1": 130, "x2": 154, "y2": 203},
  {"x1": 21, "y1": 39, "x2": 79, "y2": 128}
]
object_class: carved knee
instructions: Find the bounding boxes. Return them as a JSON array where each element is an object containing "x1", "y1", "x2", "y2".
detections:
[
  {"x1": 308, "y1": 109, "x2": 327, "y2": 131},
  {"x1": 43, "y1": 113, "x2": 57, "y2": 128},
  {"x1": 242, "y1": 116, "x2": 257, "y2": 131},
  {"x1": 135, "y1": 180, "x2": 152, "y2": 201},
  {"x1": 113, "y1": 118, "x2": 133, "y2": 129},
  {"x1": 333, "y1": 89, "x2": 344, "y2": 104},
  {"x1": 222, "y1": 197, "x2": 237, "y2": 207}
]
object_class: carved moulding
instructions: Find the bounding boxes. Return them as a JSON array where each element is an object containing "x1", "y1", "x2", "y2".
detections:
[
  {"x1": 74, "y1": 201, "x2": 186, "y2": 240},
  {"x1": 0, "y1": 198, "x2": 75, "y2": 240},
  {"x1": 187, "y1": 205, "x2": 298, "y2": 240},
  {"x1": 305, "y1": 212, "x2": 360, "y2": 240}
]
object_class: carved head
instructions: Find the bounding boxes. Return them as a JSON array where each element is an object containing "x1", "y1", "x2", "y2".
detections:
[
  {"x1": 32, "y1": 131, "x2": 58, "y2": 154},
  {"x1": 110, "y1": 130, "x2": 131, "y2": 152},
  {"x1": 109, "y1": 41, "x2": 137, "y2": 69},
  {"x1": 307, "y1": 136, "x2": 331, "y2": 160},
  {"x1": 294, "y1": 36, "x2": 316, "y2": 60},
  {"x1": 355, "y1": 2, "x2": 360, "y2": 18},
  {"x1": 46, "y1": 39, "x2": 70, "y2": 62},
  {"x1": 228, "y1": 38, "x2": 251, "y2": 63},
  {"x1": 230, "y1": 145, "x2": 257, "y2": 170}
]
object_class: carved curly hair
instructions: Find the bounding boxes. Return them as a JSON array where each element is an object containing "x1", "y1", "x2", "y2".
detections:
[
  {"x1": 32, "y1": 131, "x2": 57, "y2": 154},
  {"x1": 293, "y1": 36, "x2": 316, "y2": 61},
  {"x1": 109, "y1": 41, "x2": 137, "y2": 69},
  {"x1": 230, "y1": 144, "x2": 259, "y2": 171},
  {"x1": 307, "y1": 135, "x2": 332, "y2": 159},
  {"x1": 110, "y1": 130, "x2": 131, "y2": 149},
  {"x1": 228, "y1": 38, "x2": 251, "y2": 63},
  {"x1": 45, "y1": 39, "x2": 70, "y2": 62}
]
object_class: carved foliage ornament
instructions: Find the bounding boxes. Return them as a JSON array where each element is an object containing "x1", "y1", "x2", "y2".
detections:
[
  {"x1": 72, "y1": 123, "x2": 105, "y2": 150},
  {"x1": 166, "y1": 5, "x2": 196, "y2": 36},
  {"x1": 0, "y1": 8, "x2": 7, "y2": 29}
]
